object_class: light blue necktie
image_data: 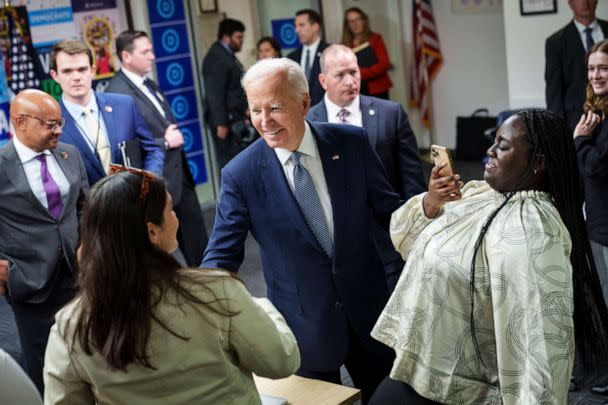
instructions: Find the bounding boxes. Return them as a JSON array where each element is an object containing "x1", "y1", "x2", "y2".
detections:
[{"x1": 291, "y1": 151, "x2": 332, "y2": 257}]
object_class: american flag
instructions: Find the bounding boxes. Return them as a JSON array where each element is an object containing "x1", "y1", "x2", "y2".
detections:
[
  {"x1": 410, "y1": 0, "x2": 443, "y2": 128},
  {"x1": 0, "y1": 6, "x2": 41, "y2": 94}
]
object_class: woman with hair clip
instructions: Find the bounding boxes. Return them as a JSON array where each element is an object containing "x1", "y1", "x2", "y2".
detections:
[
  {"x1": 43, "y1": 168, "x2": 300, "y2": 404},
  {"x1": 369, "y1": 109, "x2": 608, "y2": 404},
  {"x1": 573, "y1": 38, "x2": 608, "y2": 399}
]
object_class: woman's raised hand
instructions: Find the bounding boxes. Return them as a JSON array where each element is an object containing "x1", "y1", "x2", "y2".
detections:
[{"x1": 422, "y1": 163, "x2": 464, "y2": 218}]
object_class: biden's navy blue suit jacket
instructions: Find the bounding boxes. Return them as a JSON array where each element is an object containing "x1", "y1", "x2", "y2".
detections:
[
  {"x1": 59, "y1": 92, "x2": 164, "y2": 186},
  {"x1": 202, "y1": 121, "x2": 403, "y2": 371}
]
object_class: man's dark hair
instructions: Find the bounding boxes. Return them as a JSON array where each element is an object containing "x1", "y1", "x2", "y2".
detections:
[
  {"x1": 295, "y1": 9, "x2": 322, "y2": 26},
  {"x1": 51, "y1": 40, "x2": 93, "y2": 71},
  {"x1": 217, "y1": 18, "x2": 245, "y2": 40},
  {"x1": 115, "y1": 30, "x2": 149, "y2": 62}
]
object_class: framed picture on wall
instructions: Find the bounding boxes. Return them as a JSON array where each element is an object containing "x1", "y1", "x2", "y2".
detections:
[
  {"x1": 199, "y1": 0, "x2": 218, "y2": 14},
  {"x1": 520, "y1": 0, "x2": 557, "y2": 16}
]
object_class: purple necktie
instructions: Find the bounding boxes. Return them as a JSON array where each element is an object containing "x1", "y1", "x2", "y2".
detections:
[
  {"x1": 338, "y1": 108, "x2": 350, "y2": 124},
  {"x1": 36, "y1": 154, "x2": 63, "y2": 219}
]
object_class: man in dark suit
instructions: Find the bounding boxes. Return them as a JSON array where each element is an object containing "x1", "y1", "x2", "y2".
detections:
[
  {"x1": 202, "y1": 57, "x2": 403, "y2": 403},
  {"x1": 308, "y1": 44, "x2": 426, "y2": 290},
  {"x1": 287, "y1": 9, "x2": 328, "y2": 106},
  {"x1": 545, "y1": 0, "x2": 608, "y2": 131},
  {"x1": 0, "y1": 89, "x2": 88, "y2": 392},
  {"x1": 50, "y1": 39, "x2": 164, "y2": 186},
  {"x1": 105, "y1": 30, "x2": 208, "y2": 266},
  {"x1": 201, "y1": 18, "x2": 250, "y2": 169}
]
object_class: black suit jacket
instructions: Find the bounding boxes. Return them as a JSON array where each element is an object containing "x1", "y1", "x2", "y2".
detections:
[
  {"x1": 288, "y1": 40, "x2": 328, "y2": 106},
  {"x1": 0, "y1": 142, "x2": 88, "y2": 303},
  {"x1": 105, "y1": 70, "x2": 193, "y2": 205},
  {"x1": 308, "y1": 95, "x2": 426, "y2": 200},
  {"x1": 201, "y1": 41, "x2": 248, "y2": 128},
  {"x1": 308, "y1": 96, "x2": 425, "y2": 288},
  {"x1": 545, "y1": 19, "x2": 608, "y2": 131}
]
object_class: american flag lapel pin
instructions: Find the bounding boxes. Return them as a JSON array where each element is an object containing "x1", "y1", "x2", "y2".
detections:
[
  {"x1": 332, "y1": 154, "x2": 340, "y2": 160},
  {"x1": 105, "y1": 105, "x2": 112, "y2": 112},
  {"x1": 60, "y1": 151, "x2": 68, "y2": 160}
]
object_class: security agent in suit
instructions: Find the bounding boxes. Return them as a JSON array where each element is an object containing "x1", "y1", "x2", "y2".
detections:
[
  {"x1": 201, "y1": 18, "x2": 251, "y2": 169},
  {"x1": 545, "y1": 0, "x2": 608, "y2": 131},
  {"x1": 105, "y1": 30, "x2": 208, "y2": 266},
  {"x1": 202, "y1": 58, "x2": 403, "y2": 404},
  {"x1": 308, "y1": 45, "x2": 426, "y2": 291},
  {"x1": 287, "y1": 9, "x2": 328, "y2": 106},
  {"x1": 50, "y1": 40, "x2": 164, "y2": 186},
  {"x1": 0, "y1": 89, "x2": 89, "y2": 393}
]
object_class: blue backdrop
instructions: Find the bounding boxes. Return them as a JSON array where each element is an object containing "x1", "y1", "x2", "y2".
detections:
[{"x1": 147, "y1": 0, "x2": 207, "y2": 184}]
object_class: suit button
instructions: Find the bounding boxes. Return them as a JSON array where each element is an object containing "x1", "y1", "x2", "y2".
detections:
[{"x1": 335, "y1": 301, "x2": 343, "y2": 309}]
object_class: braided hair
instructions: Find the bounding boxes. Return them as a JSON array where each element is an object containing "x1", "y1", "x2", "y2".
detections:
[{"x1": 469, "y1": 109, "x2": 608, "y2": 368}]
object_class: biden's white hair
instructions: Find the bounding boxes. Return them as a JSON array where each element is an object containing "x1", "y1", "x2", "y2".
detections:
[{"x1": 241, "y1": 57, "x2": 309, "y2": 100}]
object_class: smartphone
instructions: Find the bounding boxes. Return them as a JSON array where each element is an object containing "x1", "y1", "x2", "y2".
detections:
[{"x1": 430, "y1": 145, "x2": 455, "y2": 176}]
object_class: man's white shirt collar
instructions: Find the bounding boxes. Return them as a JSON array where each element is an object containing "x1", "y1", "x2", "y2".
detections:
[
  {"x1": 13, "y1": 134, "x2": 50, "y2": 164},
  {"x1": 62, "y1": 91, "x2": 99, "y2": 118},
  {"x1": 275, "y1": 122, "x2": 317, "y2": 165},
  {"x1": 121, "y1": 67, "x2": 147, "y2": 88},
  {"x1": 303, "y1": 37, "x2": 321, "y2": 54},
  {"x1": 573, "y1": 18, "x2": 599, "y2": 33},
  {"x1": 324, "y1": 94, "x2": 360, "y2": 121}
]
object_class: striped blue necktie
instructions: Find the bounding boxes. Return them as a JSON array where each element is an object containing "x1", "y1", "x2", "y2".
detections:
[{"x1": 291, "y1": 151, "x2": 332, "y2": 257}]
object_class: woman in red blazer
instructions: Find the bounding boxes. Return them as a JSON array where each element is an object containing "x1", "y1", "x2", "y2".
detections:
[{"x1": 342, "y1": 7, "x2": 393, "y2": 99}]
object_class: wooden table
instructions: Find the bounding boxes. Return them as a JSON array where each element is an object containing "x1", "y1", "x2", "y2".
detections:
[{"x1": 254, "y1": 374, "x2": 361, "y2": 405}]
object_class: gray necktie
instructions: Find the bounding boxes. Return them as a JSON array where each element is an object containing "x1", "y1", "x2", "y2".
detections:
[
  {"x1": 304, "y1": 49, "x2": 311, "y2": 79},
  {"x1": 291, "y1": 151, "x2": 332, "y2": 257},
  {"x1": 585, "y1": 27, "x2": 594, "y2": 52}
]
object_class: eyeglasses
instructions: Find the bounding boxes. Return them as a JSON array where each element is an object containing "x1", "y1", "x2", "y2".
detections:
[
  {"x1": 19, "y1": 114, "x2": 66, "y2": 130},
  {"x1": 109, "y1": 164, "x2": 155, "y2": 201}
]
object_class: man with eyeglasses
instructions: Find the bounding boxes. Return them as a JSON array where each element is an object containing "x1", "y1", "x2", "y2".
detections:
[
  {"x1": 0, "y1": 89, "x2": 89, "y2": 393},
  {"x1": 50, "y1": 39, "x2": 164, "y2": 186}
]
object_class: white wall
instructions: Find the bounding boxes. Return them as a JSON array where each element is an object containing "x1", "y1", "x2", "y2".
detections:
[
  {"x1": 429, "y1": 2, "x2": 509, "y2": 149},
  {"x1": 503, "y1": 0, "x2": 608, "y2": 108}
]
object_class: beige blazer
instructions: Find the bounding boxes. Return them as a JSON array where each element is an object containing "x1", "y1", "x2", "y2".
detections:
[{"x1": 44, "y1": 270, "x2": 300, "y2": 404}]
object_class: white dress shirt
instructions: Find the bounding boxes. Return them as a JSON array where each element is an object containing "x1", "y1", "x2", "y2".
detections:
[
  {"x1": 274, "y1": 122, "x2": 334, "y2": 240},
  {"x1": 121, "y1": 67, "x2": 166, "y2": 117},
  {"x1": 573, "y1": 19, "x2": 605, "y2": 51},
  {"x1": 13, "y1": 134, "x2": 70, "y2": 209},
  {"x1": 324, "y1": 94, "x2": 363, "y2": 127},
  {"x1": 299, "y1": 37, "x2": 321, "y2": 73},
  {"x1": 62, "y1": 93, "x2": 111, "y2": 155}
]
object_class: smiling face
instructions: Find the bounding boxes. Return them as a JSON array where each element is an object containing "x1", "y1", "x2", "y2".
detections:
[
  {"x1": 588, "y1": 50, "x2": 608, "y2": 96},
  {"x1": 246, "y1": 71, "x2": 310, "y2": 151},
  {"x1": 319, "y1": 50, "x2": 360, "y2": 107},
  {"x1": 484, "y1": 115, "x2": 535, "y2": 192},
  {"x1": 50, "y1": 51, "x2": 95, "y2": 105},
  {"x1": 10, "y1": 90, "x2": 63, "y2": 152}
]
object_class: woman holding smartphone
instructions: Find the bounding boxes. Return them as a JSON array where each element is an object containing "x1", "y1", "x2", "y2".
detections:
[{"x1": 369, "y1": 110, "x2": 608, "y2": 404}]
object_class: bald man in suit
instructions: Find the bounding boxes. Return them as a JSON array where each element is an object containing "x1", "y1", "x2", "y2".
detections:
[{"x1": 0, "y1": 89, "x2": 88, "y2": 392}]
